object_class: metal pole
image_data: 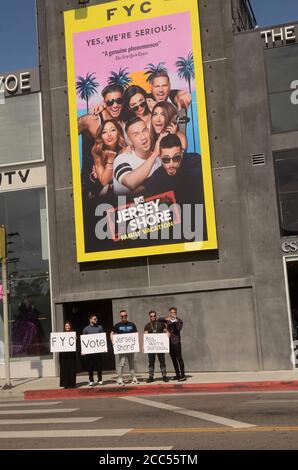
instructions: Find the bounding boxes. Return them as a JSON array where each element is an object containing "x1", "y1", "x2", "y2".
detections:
[{"x1": 1, "y1": 227, "x2": 12, "y2": 390}]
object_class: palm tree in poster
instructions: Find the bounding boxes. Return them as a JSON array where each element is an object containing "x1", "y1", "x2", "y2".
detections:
[
  {"x1": 144, "y1": 62, "x2": 168, "y2": 83},
  {"x1": 76, "y1": 72, "x2": 99, "y2": 113},
  {"x1": 175, "y1": 52, "x2": 196, "y2": 151},
  {"x1": 107, "y1": 67, "x2": 131, "y2": 89}
]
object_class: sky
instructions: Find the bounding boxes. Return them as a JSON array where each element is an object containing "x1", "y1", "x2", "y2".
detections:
[
  {"x1": 250, "y1": 0, "x2": 298, "y2": 27},
  {"x1": 1, "y1": 1, "x2": 298, "y2": 73},
  {"x1": 0, "y1": 0, "x2": 38, "y2": 74}
]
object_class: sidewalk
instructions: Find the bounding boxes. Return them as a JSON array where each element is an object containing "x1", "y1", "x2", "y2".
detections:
[{"x1": 2, "y1": 370, "x2": 298, "y2": 400}]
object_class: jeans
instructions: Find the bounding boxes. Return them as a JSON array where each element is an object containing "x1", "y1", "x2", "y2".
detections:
[
  {"x1": 148, "y1": 353, "x2": 167, "y2": 377},
  {"x1": 169, "y1": 342, "x2": 185, "y2": 378},
  {"x1": 86, "y1": 353, "x2": 102, "y2": 382},
  {"x1": 117, "y1": 353, "x2": 135, "y2": 378}
]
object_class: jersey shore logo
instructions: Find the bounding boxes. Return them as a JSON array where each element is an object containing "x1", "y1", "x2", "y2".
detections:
[{"x1": 94, "y1": 194, "x2": 204, "y2": 242}]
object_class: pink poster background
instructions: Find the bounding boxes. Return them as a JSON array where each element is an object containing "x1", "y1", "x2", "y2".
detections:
[{"x1": 73, "y1": 12, "x2": 194, "y2": 111}]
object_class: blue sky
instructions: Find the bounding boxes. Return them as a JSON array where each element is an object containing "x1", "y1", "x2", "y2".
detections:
[
  {"x1": 250, "y1": 0, "x2": 298, "y2": 27},
  {"x1": 1, "y1": 1, "x2": 298, "y2": 73},
  {"x1": 0, "y1": 0, "x2": 38, "y2": 73}
]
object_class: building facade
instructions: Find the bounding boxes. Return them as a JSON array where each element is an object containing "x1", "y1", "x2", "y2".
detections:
[{"x1": 2, "y1": 0, "x2": 298, "y2": 377}]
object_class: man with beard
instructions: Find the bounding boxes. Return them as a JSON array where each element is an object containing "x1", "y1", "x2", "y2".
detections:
[{"x1": 143, "y1": 133, "x2": 206, "y2": 241}]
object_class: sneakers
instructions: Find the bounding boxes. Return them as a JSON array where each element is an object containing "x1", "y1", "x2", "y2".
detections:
[
  {"x1": 171, "y1": 376, "x2": 180, "y2": 381},
  {"x1": 162, "y1": 376, "x2": 169, "y2": 382},
  {"x1": 132, "y1": 376, "x2": 139, "y2": 384},
  {"x1": 88, "y1": 381, "x2": 94, "y2": 386},
  {"x1": 178, "y1": 376, "x2": 186, "y2": 382},
  {"x1": 95, "y1": 381, "x2": 103, "y2": 386},
  {"x1": 146, "y1": 376, "x2": 154, "y2": 383},
  {"x1": 117, "y1": 378, "x2": 124, "y2": 386}
]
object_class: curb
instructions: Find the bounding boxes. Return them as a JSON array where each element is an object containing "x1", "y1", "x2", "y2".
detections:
[{"x1": 24, "y1": 380, "x2": 298, "y2": 400}]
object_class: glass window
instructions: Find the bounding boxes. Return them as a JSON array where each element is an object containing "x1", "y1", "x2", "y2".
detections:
[
  {"x1": 0, "y1": 93, "x2": 43, "y2": 166},
  {"x1": 274, "y1": 149, "x2": 298, "y2": 236},
  {"x1": 0, "y1": 187, "x2": 51, "y2": 359},
  {"x1": 265, "y1": 44, "x2": 298, "y2": 133},
  {"x1": 269, "y1": 91, "x2": 298, "y2": 133}
]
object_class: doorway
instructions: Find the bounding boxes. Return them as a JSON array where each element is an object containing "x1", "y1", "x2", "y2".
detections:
[
  {"x1": 285, "y1": 258, "x2": 298, "y2": 368},
  {"x1": 63, "y1": 299, "x2": 115, "y2": 372}
]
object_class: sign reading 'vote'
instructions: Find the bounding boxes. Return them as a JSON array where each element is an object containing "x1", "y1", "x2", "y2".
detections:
[
  {"x1": 113, "y1": 333, "x2": 139, "y2": 354},
  {"x1": 50, "y1": 332, "x2": 76, "y2": 352},
  {"x1": 80, "y1": 333, "x2": 108, "y2": 355}
]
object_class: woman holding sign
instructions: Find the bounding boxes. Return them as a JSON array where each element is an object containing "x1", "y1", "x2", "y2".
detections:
[{"x1": 59, "y1": 322, "x2": 77, "y2": 389}]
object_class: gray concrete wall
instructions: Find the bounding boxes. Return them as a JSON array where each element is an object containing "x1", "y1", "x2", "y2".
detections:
[
  {"x1": 113, "y1": 287, "x2": 259, "y2": 373},
  {"x1": 38, "y1": 0, "x2": 293, "y2": 372}
]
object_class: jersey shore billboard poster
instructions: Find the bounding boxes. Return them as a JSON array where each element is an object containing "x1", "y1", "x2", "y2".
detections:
[{"x1": 64, "y1": 0, "x2": 217, "y2": 262}]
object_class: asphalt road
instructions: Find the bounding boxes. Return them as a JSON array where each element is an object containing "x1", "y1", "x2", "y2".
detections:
[{"x1": 1, "y1": 391, "x2": 298, "y2": 450}]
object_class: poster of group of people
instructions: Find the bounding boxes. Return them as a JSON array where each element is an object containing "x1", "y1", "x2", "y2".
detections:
[{"x1": 64, "y1": 0, "x2": 217, "y2": 262}]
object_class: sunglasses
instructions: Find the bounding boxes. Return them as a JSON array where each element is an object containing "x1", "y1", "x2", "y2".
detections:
[
  {"x1": 130, "y1": 100, "x2": 146, "y2": 113},
  {"x1": 106, "y1": 97, "x2": 123, "y2": 107},
  {"x1": 161, "y1": 154, "x2": 182, "y2": 164}
]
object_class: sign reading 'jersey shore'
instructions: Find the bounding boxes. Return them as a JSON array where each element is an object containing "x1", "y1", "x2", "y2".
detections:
[
  {"x1": 112, "y1": 333, "x2": 140, "y2": 354},
  {"x1": 64, "y1": 0, "x2": 217, "y2": 262}
]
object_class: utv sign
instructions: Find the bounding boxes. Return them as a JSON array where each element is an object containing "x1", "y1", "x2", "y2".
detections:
[{"x1": 0, "y1": 167, "x2": 47, "y2": 192}]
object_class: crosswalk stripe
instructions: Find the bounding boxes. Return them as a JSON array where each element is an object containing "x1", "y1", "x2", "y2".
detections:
[
  {"x1": 32, "y1": 447, "x2": 174, "y2": 450},
  {"x1": 122, "y1": 396, "x2": 255, "y2": 429},
  {"x1": 0, "y1": 417, "x2": 102, "y2": 424},
  {"x1": 0, "y1": 429, "x2": 132, "y2": 438},
  {"x1": 245, "y1": 399, "x2": 298, "y2": 404},
  {"x1": 0, "y1": 402, "x2": 61, "y2": 408},
  {"x1": 0, "y1": 408, "x2": 78, "y2": 415}
]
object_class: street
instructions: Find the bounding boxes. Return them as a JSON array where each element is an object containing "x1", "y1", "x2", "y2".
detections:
[{"x1": 1, "y1": 391, "x2": 298, "y2": 450}]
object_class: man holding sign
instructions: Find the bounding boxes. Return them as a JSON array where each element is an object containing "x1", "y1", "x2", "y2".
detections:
[
  {"x1": 144, "y1": 311, "x2": 169, "y2": 383},
  {"x1": 82, "y1": 314, "x2": 104, "y2": 386},
  {"x1": 110, "y1": 310, "x2": 139, "y2": 386}
]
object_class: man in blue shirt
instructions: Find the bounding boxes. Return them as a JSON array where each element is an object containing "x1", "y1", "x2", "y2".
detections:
[{"x1": 110, "y1": 309, "x2": 139, "y2": 386}]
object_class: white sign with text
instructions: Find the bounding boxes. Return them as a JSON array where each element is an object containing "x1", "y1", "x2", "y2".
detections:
[
  {"x1": 113, "y1": 333, "x2": 139, "y2": 354},
  {"x1": 143, "y1": 333, "x2": 169, "y2": 354},
  {"x1": 80, "y1": 333, "x2": 108, "y2": 354},
  {"x1": 50, "y1": 332, "x2": 76, "y2": 352}
]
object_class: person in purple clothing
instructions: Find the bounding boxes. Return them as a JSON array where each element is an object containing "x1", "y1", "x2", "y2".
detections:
[{"x1": 161, "y1": 306, "x2": 186, "y2": 381}]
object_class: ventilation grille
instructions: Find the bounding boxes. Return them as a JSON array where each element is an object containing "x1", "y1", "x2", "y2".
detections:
[{"x1": 251, "y1": 153, "x2": 265, "y2": 166}]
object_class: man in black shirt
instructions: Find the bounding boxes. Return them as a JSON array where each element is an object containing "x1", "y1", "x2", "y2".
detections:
[
  {"x1": 144, "y1": 310, "x2": 169, "y2": 383},
  {"x1": 110, "y1": 309, "x2": 139, "y2": 385},
  {"x1": 82, "y1": 314, "x2": 104, "y2": 386},
  {"x1": 143, "y1": 133, "x2": 206, "y2": 241}
]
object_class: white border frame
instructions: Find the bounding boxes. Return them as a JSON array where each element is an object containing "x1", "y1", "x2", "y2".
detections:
[
  {"x1": 0, "y1": 184, "x2": 55, "y2": 371},
  {"x1": 0, "y1": 92, "x2": 45, "y2": 168},
  {"x1": 283, "y1": 255, "x2": 298, "y2": 370}
]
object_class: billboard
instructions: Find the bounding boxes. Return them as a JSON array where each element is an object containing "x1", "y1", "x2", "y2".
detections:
[{"x1": 64, "y1": 0, "x2": 217, "y2": 262}]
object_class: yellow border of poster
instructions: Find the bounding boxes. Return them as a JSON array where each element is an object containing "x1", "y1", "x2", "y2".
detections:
[{"x1": 64, "y1": 0, "x2": 217, "y2": 262}]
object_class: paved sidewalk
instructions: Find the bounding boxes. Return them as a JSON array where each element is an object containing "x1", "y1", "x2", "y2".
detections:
[{"x1": 2, "y1": 370, "x2": 298, "y2": 400}]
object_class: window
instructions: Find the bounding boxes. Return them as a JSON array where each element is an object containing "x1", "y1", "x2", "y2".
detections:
[
  {"x1": 274, "y1": 149, "x2": 298, "y2": 235},
  {"x1": 265, "y1": 43, "x2": 298, "y2": 133},
  {"x1": 0, "y1": 187, "x2": 51, "y2": 359},
  {"x1": 0, "y1": 93, "x2": 43, "y2": 166}
]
